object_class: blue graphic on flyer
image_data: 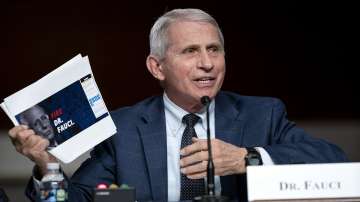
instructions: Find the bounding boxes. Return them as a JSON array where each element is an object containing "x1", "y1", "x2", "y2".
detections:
[{"x1": 15, "y1": 75, "x2": 108, "y2": 146}]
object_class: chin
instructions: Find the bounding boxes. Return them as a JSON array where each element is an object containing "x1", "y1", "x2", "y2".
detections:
[
  {"x1": 199, "y1": 90, "x2": 217, "y2": 99},
  {"x1": 42, "y1": 130, "x2": 54, "y2": 139}
]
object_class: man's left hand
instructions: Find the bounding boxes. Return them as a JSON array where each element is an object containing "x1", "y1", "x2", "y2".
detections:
[{"x1": 180, "y1": 138, "x2": 247, "y2": 179}]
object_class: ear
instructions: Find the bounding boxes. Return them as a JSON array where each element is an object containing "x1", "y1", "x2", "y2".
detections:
[
  {"x1": 18, "y1": 115, "x2": 29, "y2": 125},
  {"x1": 146, "y1": 55, "x2": 165, "y2": 81}
]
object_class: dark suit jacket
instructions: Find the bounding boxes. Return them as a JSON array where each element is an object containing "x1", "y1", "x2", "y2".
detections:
[
  {"x1": 0, "y1": 187, "x2": 9, "y2": 202},
  {"x1": 26, "y1": 91, "x2": 347, "y2": 202}
]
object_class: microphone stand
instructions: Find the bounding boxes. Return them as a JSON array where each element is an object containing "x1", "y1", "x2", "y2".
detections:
[{"x1": 194, "y1": 97, "x2": 228, "y2": 202}]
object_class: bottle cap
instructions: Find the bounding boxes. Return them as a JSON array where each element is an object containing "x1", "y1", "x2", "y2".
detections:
[
  {"x1": 109, "y1": 184, "x2": 119, "y2": 189},
  {"x1": 47, "y1": 162, "x2": 60, "y2": 170},
  {"x1": 119, "y1": 184, "x2": 130, "y2": 189},
  {"x1": 96, "y1": 183, "x2": 108, "y2": 189}
]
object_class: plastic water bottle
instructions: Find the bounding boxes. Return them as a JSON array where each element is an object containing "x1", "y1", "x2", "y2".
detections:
[{"x1": 39, "y1": 163, "x2": 68, "y2": 202}]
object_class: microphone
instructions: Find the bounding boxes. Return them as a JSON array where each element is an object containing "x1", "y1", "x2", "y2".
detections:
[
  {"x1": 200, "y1": 96, "x2": 215, "y2": 195},
  {"x1": 194, "y1": 96, "x2": 228, "y2": 202},
  {"x1": 200, "y1": 96, "x2": 211, "y2": 107}
]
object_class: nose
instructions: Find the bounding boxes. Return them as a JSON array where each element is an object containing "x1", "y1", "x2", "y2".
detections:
[
  {"x1": 39, "y1": 121, "x2": 48, "y2": 129},
  {"x1": 197, "y1": 51, "x2": 214, "y2": 72}
]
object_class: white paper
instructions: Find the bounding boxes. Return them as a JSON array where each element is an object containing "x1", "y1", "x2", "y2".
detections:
[
  {"x1": 1, "y1": 54, "x2": 117, "y2": 163},
  {"x1": 247, "y1": 163, "x2": 360, "y2": 201}
]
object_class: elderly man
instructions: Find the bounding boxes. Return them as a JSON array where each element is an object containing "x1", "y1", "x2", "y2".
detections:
[{"x1": 9, "y1": 8, "x2": 347, "y2": 202}]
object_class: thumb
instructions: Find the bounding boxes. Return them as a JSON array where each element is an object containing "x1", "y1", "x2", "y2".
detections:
[{"x1": 192, "y1": 137, "x2": 199, "y2": 142}]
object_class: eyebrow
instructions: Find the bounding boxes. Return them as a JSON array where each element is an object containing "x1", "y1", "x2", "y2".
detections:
[
  {"x1": 181, "y1": 42, "x2": 223, "y2": 51},
  {"x1": 206, "y1": 42, "x2": 223, "y2": 50},
  {"x1": 182, "y1": 44, "x2": 199, "y2": 50}
]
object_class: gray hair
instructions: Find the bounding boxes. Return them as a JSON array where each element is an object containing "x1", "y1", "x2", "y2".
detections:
[
  {"x1": 149, "y1": 8, "x2": 225, "y2": 60},
  {"x1": 18, "y1": 105, "x2": 45, "y2": 125}
]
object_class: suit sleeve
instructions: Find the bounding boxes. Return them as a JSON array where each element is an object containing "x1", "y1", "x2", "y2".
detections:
[
  {"x1": 263, "y1": 99, "x2": 348, "y2": 164},
  {"x1": 68, "y1": 138, "x2": 117, "y2": 202}
]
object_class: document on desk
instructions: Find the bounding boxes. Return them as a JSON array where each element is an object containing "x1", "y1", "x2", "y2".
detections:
[{"x1": 1, "y1": 54, "x2": 117, "y2": 163}]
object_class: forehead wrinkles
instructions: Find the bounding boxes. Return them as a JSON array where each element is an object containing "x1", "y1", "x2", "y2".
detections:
[{"x1": 166, "y1": 21, "x2": 221, "y2": 51}]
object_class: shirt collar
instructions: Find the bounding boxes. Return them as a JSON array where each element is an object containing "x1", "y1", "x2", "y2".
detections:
[{"x1": 163, "y1": 93, "x2": 215, "y2": 135}]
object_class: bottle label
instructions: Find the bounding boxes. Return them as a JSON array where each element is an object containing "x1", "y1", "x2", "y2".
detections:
[
  {"x1": 56, "y1": 189, "x2": 67, "y2": 201},
  {"x1": 40, "y1": 181, "x2": 68, "y2": 202},
  {"x1": 40, "y1": 188, "x2": 57, "y2": 202}
]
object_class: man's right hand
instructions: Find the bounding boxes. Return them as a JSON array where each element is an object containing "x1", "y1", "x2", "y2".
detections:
[{"x1": 8, "y1": 125, "x2": 57, "y2": 176}]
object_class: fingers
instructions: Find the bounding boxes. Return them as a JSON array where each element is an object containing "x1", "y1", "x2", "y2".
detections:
[
  {"x1": 31, "y1": 139, "x2": 51, "y2": 162},
  {"x1": 184, "y1": 138, "x2": 223, "y2": 158},
  {"x1": 180, "y1": 138, "x2": 247, "y2": 178},
  {"x1": 23, "y1": 136, "x2": 49, "y2": 154},
  {"x1": 8, "y1": 125, "x2": 28, "y2": 139},
  {"x1": 8, "y1": 126, "x2": 55, "y2": 175},
  {"x1": 180, "y1": 138, "x2": 208, "y2": 156},
  {"x1": 212, "y1": 143, "x2": 247, "y2": 175},
  {"x1": 34, "y1": 138, "x2": 50, "y2": 151},
  {"x1": 180, "y1": 150, "x2": 208, "y2": 167},
  {"x1": 16, "y1": 129, "x2": 36, "y2": 145},
  {"x1": 9, "y1": 125, "x2": 35, "y2": 147},
  {"x1": 187, "y1": 172, "x2": 207, "y2": 179},
  {"x1": 8, "y1": 125, "x2": 50, "y2": 159},
  {"x1": 181, "y1": 161, "x2": 208, "y2": 179},
  {"x1": 15, "y1": 134, "x2": 48, "y2": 156}
]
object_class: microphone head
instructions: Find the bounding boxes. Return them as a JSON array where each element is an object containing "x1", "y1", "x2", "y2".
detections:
[{"x1": 201, "y1": 96, "x2": 211, "y2": 106}]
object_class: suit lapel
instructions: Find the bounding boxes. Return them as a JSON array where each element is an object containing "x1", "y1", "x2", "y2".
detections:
[
  {"x1": 215, "y1": 92, "x2": 244, "y2": 146},
  {"x1": 215, "y1": 92, "x2": 245, "y2": 197},
  {"x1": 134, "y1": 93, "x2": 245, "y2": 200},
  {"x1": 137, "y1": 97, "x2": 168, "y2": 201}
]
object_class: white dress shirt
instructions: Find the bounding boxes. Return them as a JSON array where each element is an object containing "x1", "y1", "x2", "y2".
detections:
[{"x1": 163, "y1": 93, "x2": 274, "y2": 201}]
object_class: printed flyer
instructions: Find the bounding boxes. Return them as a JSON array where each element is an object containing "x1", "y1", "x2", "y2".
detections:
[{"x1": 1, "y1": 54, "x2": 117, "y2": 163}]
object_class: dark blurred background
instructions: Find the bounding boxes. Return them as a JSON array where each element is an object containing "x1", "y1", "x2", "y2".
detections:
[
  {"x1": 0, "y1": 1, "x2": 359, "y2": 201},
  {"x1": 1, "y1": 0, "x2": 358, "y2": 124}
]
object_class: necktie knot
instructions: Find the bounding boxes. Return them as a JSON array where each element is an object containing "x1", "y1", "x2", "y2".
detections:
[{"x1": 182, "y1": 113, "x2": 200, "y2": 128}]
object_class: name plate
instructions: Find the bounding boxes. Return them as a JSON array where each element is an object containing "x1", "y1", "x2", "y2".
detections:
[{"x1": 247, "y1": 163, "x2": 360, "y2": 201}]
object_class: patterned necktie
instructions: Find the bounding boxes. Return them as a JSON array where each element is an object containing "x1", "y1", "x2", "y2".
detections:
[{"x1": 180, "y1": 113, "x2": 205, "y2": 200}]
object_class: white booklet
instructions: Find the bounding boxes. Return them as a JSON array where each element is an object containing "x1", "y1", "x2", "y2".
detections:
[{"x1": 1, "y1": 54, "x2": 117, "y2": 163}]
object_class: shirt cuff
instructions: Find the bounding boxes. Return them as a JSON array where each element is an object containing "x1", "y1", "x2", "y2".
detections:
[
  {"x1": 255, "y1": 147, "x2": 275, "y2": 165},
  {"x1": 33, "y1": 177, "x2": 41, "y2": 193},
  {"x1": 32, "y1": 166, "x2": 42, "y2": 194}
]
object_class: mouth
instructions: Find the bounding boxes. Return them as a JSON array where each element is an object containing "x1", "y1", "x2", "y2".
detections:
[
  {"x1": 193, "y1": 76, "x2": 216, "y2": 86},
  {"x1": 194, "y1": 77, "x2": 215, "y2": 83},
  {"x1": 41, "y1": 129, "x2": 54, "y2": 139}
]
